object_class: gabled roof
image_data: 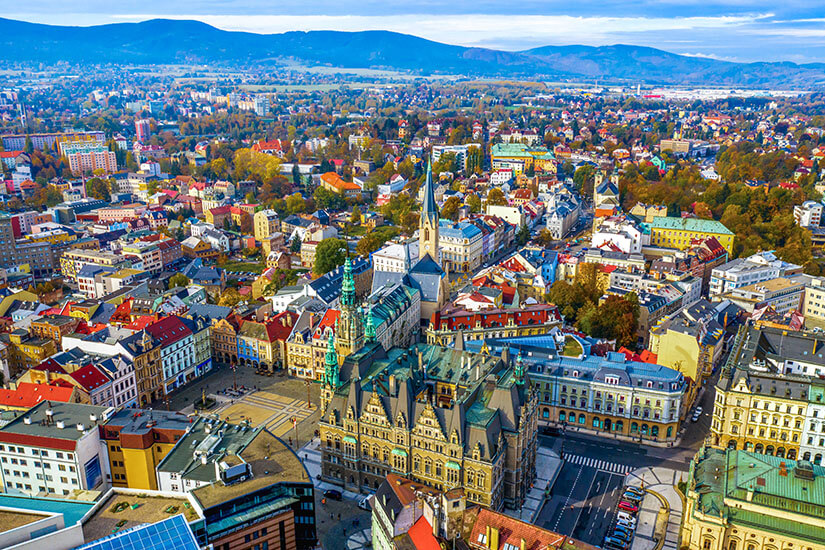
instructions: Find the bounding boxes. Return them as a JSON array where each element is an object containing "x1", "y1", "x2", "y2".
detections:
[{"x1": 69, "y1": 364, "x2": 111, "y2": 391}]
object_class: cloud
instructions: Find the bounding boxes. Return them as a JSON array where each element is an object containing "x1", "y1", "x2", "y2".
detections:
[{"x1": 679, "y1": 52, "x2": 741, "y2": 62}]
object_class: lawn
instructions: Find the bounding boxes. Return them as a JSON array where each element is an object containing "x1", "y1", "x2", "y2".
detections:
[
  {"x1": 221, "y1": 261, "x2": 266, "y2": 274},
  {"x1": 560, "y1": 336, "x2": 583, "y2": 357}
]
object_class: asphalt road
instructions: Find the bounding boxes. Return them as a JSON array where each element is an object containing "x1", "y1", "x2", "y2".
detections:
[
  {"x1": 536, "y1": 460, "x2": 625, "y2": 546},
  {"x1": 537, "y1": 404, "x2": 717, "y2": 547}
]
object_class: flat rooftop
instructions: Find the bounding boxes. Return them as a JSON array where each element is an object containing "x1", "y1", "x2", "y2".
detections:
[
  {"x1": 0, "y1": 494, "x2": 94, "y2": 526},
  {"x1": 0, "y1": 509, "x2": 50, "y2": 531},
  {"x1": 190, "y1": 429, "x2": 311, "y2": 509},
  {"x1": 82, "y1": 493, "x2": 199, "y2": 543}
]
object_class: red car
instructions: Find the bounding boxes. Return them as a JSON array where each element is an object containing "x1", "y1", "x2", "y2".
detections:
[{"x1": 618, "y1": 501, "x2": 639, "y2": 513}]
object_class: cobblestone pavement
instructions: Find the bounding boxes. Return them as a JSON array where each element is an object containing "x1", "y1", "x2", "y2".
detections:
[{"x1": 154, "y1": 364, "x2": 322, "y2": 447}]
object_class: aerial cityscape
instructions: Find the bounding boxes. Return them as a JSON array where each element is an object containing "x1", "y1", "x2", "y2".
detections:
[{"x1": 0, "y1": 3, "x2": 824, "y2": 550}]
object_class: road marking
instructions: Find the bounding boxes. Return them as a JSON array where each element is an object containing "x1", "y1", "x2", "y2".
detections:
[{"x1": 553, "y1": 464, "x2": 585, "y2": 533}]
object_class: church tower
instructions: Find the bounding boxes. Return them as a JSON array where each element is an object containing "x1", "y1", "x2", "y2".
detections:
[
  {"x1": 335, "y1": 257, "x2": 364, "y2": 359},
  {"x1": 419, "y1": 159, "x2": 440, "y2": 263}
]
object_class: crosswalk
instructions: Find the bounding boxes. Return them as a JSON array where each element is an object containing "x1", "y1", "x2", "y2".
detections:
[{"x1": 564, "y1": 453, "x2": 634, "y2": 475}]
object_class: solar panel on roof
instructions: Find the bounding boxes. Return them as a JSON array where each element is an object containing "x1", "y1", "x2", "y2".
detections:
[{"x1": 75, "y1": 514, "x2": 199, "y2": 550}]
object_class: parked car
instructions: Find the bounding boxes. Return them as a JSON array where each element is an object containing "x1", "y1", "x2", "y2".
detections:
[
  {"x1": 622, "y1": 491, "x2": 642, "y2": 502},
  {"x1": 357, "y1": 495, "x2": 372, "y2": 510},
  {"x1": 604, "y1": 537, "x2": 629, "y2": 549},
  {"x1": 617, "y1": 518, "x2": 637, "y2": 530},
  {"x1": 613, "y1": 526, "x2": 633, "y2": 538},
  {"x1": 617, "y1": 511, "x2": 636, "y2": 522},
  {"x1": 618, "y1": 501, "x2": 639, "y2": 513},
  {"x1": 604, "y1": 541, "x2": 628, "y2": 550},
  {"x1": 624, "y1": 486, "x2": 645, "y2": 497},
  {"x1": 323, "y1": 489, "x2": 343, "y2": 501},
  {"x1": 611, "y1": 530, "x2": 632, "y2": 542}
]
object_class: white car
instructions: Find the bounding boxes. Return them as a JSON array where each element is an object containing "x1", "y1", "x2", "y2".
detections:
[{"x1": 357, "y1": 495, "x2": 372, "y2": 510}]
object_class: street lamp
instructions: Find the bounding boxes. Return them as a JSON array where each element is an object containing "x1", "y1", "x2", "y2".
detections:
[
  {"x1": 305, "y1": 378, "x2": 312, "y2": 409},
  {"x1": 231, "y1": 363, "x2": 237, "y2": 391}
]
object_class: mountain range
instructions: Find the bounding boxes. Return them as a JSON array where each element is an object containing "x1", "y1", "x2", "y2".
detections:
[{"x1": 1, "y1": 17, "x2": 824, "y2": 88}]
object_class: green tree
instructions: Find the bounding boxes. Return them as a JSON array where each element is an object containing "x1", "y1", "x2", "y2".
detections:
[
  {"x1": 24, "y1": 136, "x2": 33, "y2": 154},
  {"x1": 466, "y1": 193, "x2": 482, "y2": 213},
  {"x1": 573, "y1": 165, "x2": 596, "y2": 196},
  {"x1": 85, "y1": 177, "x2": 111, "y2": 201},
  {"x1": 168, "y1": 273, "x2": 190, "y2": 289},
  {"x1": 350, "y1": 208, "x2": 363, "y2": 224},
  {"x1": 313, "y1": 238, "x2": 347, "y2": 276},
  {"x1": 516, "y1": 224, "x2": 530, "y2": 246},
  {"x1": 290, "y1": 234, "x2": 302, "y2": 253},
  {"x1": 286, "y1": 193, "x2": 307, "y2": 214}
]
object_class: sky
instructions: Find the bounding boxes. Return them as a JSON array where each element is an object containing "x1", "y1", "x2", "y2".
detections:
[{"x1": 6, "y1": 0, "x2": 825, "y2": 63}]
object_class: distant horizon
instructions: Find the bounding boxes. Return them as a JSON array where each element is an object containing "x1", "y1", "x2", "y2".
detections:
[{"x1": 5, "y1": 0, "x2": 825, "y2": 64}]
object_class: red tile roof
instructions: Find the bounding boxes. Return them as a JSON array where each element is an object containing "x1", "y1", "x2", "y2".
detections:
[
  {"x1": 408, "y1": 516, "x2": 440, "y2": 550},
  {"x1": 69, "y1": 364, "x2": 110, "y2": 391},
  {"x1": 145, "y1": 316, "x2": 192, "y2": 346},
  {"x1": 266, "y1": 311, "x2": 298, "y2": 342},
  {"x1": 314, "y1": 309, "x2": 340, "y2": 340},
  {"x1": 0, "y1": 382, "x2": 76, "y2": 408}
]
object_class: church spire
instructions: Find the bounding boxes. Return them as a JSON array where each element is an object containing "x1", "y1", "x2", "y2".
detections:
[
  {"x1": 418, "y1": 158, "x2": 440, "y2": 262},
  {"x1": 324, "y1": 331, "x2": 339, "y2": 389},
  {"x1": 341, "y1": 257, "x2": 355, "y2": 308},
  {"x1": 421, "y1": 158, "x2": 438, "y2": 224},
  {"x1": 364, "y1": 305, "x2": 376, "y2": 343}
]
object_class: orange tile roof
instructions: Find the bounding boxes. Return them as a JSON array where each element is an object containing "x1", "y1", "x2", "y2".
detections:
[
  {"x1": 407, "y1": 516, "x2": 440, "y2": 550},
  {"x1": 0, "y1": 382, "x2": 76, "y2": 408},
  {"x1": 469, "y1": 508, "x2": 566, "y2": 550}
]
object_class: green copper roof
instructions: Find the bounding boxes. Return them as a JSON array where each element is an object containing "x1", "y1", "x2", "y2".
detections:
[
  {"x1": 446, "y1": 460, "x2": 461, "y2": 470},
  {"x1": 650, "y1": 216, "x2": 734, "y2": 236},
  {"x1": 690, "y1": 447, "x2": 825, "y2": 542},
  {"x1": 391, "y1": 448, "x2": 408, "y2": 457}
]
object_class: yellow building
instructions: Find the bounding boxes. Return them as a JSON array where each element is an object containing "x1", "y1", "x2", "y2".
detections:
[
  {"x1": 490, "y1": 143, "x2": 555, "y2": 175},
  {"x1": 25, "y1": 229, "x2": 76, "y2": 245},
  {"x1": 648, "y1": 310, "x2": 726, "y2": 385},
  {"x1": 102, "y1": 408, "x2": 192, "y2": 490},
  {"x1": 1, "y1": 329, "x2": 57, "y2": 376},
  {"x1": 648, "y1": 216, "x2": 735, "y2": 255},
  {"x1": 682, "y1": 447, "x2": 825, "y2": 550},
  {"x1": 254, "y1": 209, "x2": 280, "y2": 242},
  {"x1": 709, "y1": 326, "x2": 825, "y2": 461}
]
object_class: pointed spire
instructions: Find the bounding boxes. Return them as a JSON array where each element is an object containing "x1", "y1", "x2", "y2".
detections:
[
  {"x1": 324, "y1": 331, "x2": 339, "y2": 389},
  {"x1": 341, "y1": 257, "x2": 355, "y2": 307},
  {"x1": 421, "y1": 158, "x2": 438, "y2": 224},
  {"x1": 515, "y1": 348, "x2": 524, "y2": 385},
  {"x1": 364, "y1": 304, "x2": 376, "y2": 343}
]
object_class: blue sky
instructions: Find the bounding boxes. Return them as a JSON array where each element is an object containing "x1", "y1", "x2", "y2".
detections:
[{"x1": 8, "y1": 0, "x2": 825, "y2": 62}]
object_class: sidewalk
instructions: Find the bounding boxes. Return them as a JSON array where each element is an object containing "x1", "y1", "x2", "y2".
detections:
[
  {"x1": 300, "y1": 438, "x2": 363, "y2": 500},
  {"x1": 626, "y1": 467, "x2": 684, "y2": 550},
  {"x1": 503, "y1": 446, "x2": 562, "y2": 523}
]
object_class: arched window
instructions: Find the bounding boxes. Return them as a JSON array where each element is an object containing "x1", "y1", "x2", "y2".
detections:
[
  {"x1": 560, "y1": 411, "x2": 566, "y2": 422},
  {"x1": 578, "y1": 414, "x2": 586, "y2": 424}
]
